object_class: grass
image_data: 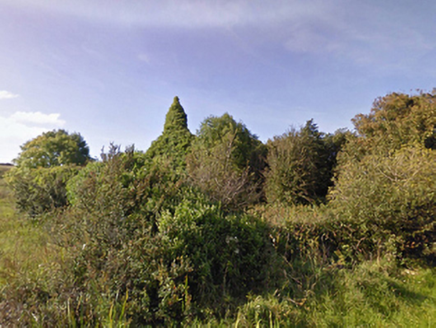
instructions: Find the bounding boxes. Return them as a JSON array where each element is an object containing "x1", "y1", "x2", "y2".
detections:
[
  {"x1": 306, "y1": 261, "x2": 436, "y2": 327},
  {"x1": 0, "y1": 165, "x2": 71, "y2": 325},
  {"x1": 188, "y1": 260, "x2": 436, "y2": 327},
  {"x1": 0, "y1": 165, "x2": 51, "y2": 281}
]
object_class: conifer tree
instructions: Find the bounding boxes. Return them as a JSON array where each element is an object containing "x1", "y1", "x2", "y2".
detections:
[
  {"x1": 265, "y1": 120, "x2": 341, "y2": 205},
  {"x1": 145, "y1": 97, "x2": 193, "y2": 170}
]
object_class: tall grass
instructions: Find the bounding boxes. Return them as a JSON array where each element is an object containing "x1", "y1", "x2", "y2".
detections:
[
  {"x1": 0, "y1": 165, "x2": 58, "y2": 323},
  {"x1": 0, "y1": 165, "x2": 131, "y2": 326},
  {"x1": 188, "y1": 259, "x2": 436, "y2": 327}
]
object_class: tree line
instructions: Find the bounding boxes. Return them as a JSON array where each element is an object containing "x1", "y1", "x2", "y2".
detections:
[{"x1": 7, "y1": 96, "x2": 352, "y2": 214}]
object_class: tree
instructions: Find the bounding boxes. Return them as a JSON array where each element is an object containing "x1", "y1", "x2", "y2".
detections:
[
  {"x1": 14, "y1": 129, "x2": 92, "y2": 168},
  {"x1": 328, "y1": 91, "x2": 436, "y2": 260},
  {"x1": 334, "y1": 91, "x2": 436, "y2": 190},
  {"x1": 7, "y1": 129, "x2": 91, "y2": 216},
  {"x1": 352, "y1": 91, "x2": 436, "y2": 153},
  {"x1": 264, "y1": 120, "x2": 342, "y2": 205},
  {"x1": 145, "y1": 97, "x2": 193, "y2": 170},
  {"x1": 186, "y1": 113, "x2": 266, "y2": 211}
]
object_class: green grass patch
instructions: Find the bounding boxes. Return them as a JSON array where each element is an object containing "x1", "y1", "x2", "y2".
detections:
[{"x1": 190, "y1": 260, "x2": 436, "y2": 327}]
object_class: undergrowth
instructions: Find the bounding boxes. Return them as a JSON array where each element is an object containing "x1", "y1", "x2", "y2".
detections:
[{"x1": 1, "y1": 160, "x2": 436, "y2": 327}]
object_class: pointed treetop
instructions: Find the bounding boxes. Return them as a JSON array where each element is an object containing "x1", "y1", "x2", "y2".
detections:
[
  {"x1": 145, "y1": 96, "x2": 193, "y2": 169},
  {"x1": 164, "y1": 96, "x2": 188, "y2": 132}
]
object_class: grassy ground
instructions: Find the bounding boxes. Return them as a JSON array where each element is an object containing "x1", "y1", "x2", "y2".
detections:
[
  {"x1": 1, "y1": 164, "x2": 436, "y2": 327},
  {"x1": 0, "y1": 165, "x2": 52, "y2": 283},
  {"x1": 0, "y1": 165, "x2": 69, "y2": 325},
  {"x1": 191, "y1": 260, "x2": 436, "y2": 327}
]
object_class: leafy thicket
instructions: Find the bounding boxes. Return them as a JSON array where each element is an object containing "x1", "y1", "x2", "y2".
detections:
[
  {"x1": 326, "y1": 91, "x2": 436, "y2": 262},
  {"x1": 6, "y1": 165, "x2": 79, "y2": 216},
  {"x1": 330, "y1": 146, "x2": 436, "y2": 261},
  {"x1": 265, "y1": 120, "x2": 347, "y2": 205},
  {"x1": 61, "y1": 146, "x2": 276, "y2": 325},
  {"x1": 2, "y1": 92, "x2": 436, "y2": 326},
  {"x1": 6, "y1": 129, "x2": 92, "y2": 216},
  {"x1": 187, "y1": 113, "x2": 266, "y2": 211}
]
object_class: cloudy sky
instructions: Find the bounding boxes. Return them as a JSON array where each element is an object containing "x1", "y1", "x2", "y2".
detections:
[{"x1": 1, "y1": 0, "x2": 435, "y2": 163}]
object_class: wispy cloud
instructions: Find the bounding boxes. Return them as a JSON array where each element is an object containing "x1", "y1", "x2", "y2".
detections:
[
  {"x1": 5, "y1": 0, "x2": 434, "y2": 69},
  {"x1": 0, "y1": 90, "x2": 19, "y2": 99},
  {"x1": 137, "y1": 53, "x2": 151, "y2": 64},
  {"x1": 279, "y1": 1, "x2": 435, "y2": 73},
  {"x1": 2, "y1": 0, "x2": 327, "y2": 29}
]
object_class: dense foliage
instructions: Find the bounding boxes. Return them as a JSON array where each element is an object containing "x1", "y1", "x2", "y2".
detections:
[
  {"x1": 351, "y1": 91, "x2": 436, "y2": 155},
  {"x1": 6, "y1": 129, "x2": 91, "y2": 216},
  {"x1": 64, "y1": 146, "x2": 276, "y2": 325},
  {"x1": 6, "y1": 165, "x2": 79, "y2": 216},
  {"x1": 145, "y1": 96, "x2": 194, "y2": 171},
  {"x1": 2, "y1": 91, "x2": 436, "y2": 326},
  {"x1": 14, "y1": 129, "x2": 91, "y2": 168},
  {"x1": 187, "y1": 113, "x2": 266, "y2": 211},
  {"x1": 265, "y1": 120, "x2": 347, "y2": 205}
]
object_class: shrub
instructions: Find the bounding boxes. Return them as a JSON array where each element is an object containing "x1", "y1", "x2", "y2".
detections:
[
  {"x1": 330, "y1": 145, "x2": 436, "y2": 262},
  {"x1": 6, "y1": 165, "x2": 79, "y2": 217},
  {"x1": 61, "y1": 146, "x2": 276, "y2": 325},
  {"x1": 187, "y1": 113, "x2": 266, "y2": 211}
]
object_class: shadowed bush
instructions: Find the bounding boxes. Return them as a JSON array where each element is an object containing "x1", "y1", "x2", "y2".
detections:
[{"x1": 61, "y1": 146, "x2": 277, "y2": 325}]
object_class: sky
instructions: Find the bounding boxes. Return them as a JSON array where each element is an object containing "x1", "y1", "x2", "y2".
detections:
[{"x1": 1, "y1": 0, "x2": 436, "y2": 163}]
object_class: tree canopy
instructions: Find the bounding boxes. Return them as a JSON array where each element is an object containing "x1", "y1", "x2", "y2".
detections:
[
  {"x1": 14, "y1": 129, "x2": 91, "y2": 168},
  {"x1": 352, "y1": 91, "x2": 436, "y2": 152},
  {"x1": 265, "y1": 120, "x2": 343, "y2": 205},
  {"x1": 187, "y1": 113, "x2": 266, "y2": 210}
]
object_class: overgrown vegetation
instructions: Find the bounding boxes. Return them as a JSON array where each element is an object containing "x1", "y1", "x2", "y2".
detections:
[{"x1": 2, "y1": 92, "x2": 436, "y2": 326}]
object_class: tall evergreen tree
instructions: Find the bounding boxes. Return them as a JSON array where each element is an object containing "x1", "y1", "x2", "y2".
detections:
[
  {"x1": 145, "y1": 97, "x2": 193, "y2": 170},
  {"x1": 163, "y1": 96, "x2": 189, "y2": 132},
  {"x1": 264, "y1": 120, "x2": 341, "y2": 205}
]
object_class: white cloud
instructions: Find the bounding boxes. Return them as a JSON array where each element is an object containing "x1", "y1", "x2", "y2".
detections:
[
  {"x1": 0, "y1": 111, "x2": 66, "y2": 163},
  {"x1": 0, "y1": 90, "x2": 19, "y2": 99},
  {"x1": 11, "y1": 111, "x2": 66, "y2": 126}
]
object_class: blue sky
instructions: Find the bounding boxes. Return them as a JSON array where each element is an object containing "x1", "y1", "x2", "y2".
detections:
[{"x1": 1, "y1": 0, "x2": 435, "y2": 163}]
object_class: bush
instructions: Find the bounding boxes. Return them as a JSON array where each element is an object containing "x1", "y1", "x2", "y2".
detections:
[
  {"x1": 61, "y1": 146, "x2": 277, "y2": 325},
  {"x1": 330, "y1": 145, "x2": 436, "y2": 262},
  {"x1": 6, "y1": 165, "x2": 79, "y2": 217},
  {"x1": 187, "y1": 113, "x2": 266, "y2": 211}
]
